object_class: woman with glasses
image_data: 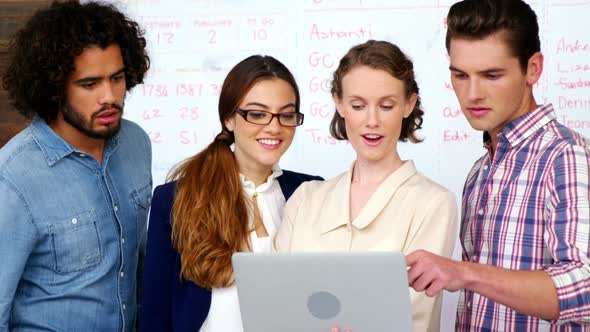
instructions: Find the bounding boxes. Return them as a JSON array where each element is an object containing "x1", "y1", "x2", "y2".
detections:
[
  {"x1": 274, "y1": 40, "x2": 458, "y2": 332},
  {"x1": 140, "y1": 55, "x2": 322, "y2": 332}
]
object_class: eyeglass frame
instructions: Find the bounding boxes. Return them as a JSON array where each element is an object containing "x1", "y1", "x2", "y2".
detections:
[{"x1": 234, "y1": 108, "x2": 304, "y2": 127}]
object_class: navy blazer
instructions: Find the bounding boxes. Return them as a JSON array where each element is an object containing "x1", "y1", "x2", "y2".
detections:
[{"x1": 140, "y1": 170, "x2": 322, "y2": 332}]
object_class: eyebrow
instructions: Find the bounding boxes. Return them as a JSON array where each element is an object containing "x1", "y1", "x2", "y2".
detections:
[
  {"x1": 243, "y1": 102, "x2": 296, "y2": 111},
  {"x1": 347, "y1": 94, "x2": 400, "y2": 100},
  {"x1": 73, "y1": 67, "x2": 125, "y2": 84},
  {"x1": 449, "y1": 66, "x2": 506, "y2": 75},
  {"x1": 449, "y1": 66, "x2": 463, "y2": 73}
]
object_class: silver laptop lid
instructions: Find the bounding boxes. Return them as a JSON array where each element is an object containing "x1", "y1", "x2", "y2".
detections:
[{"x1": 232, "y1": 252, "x2": 413, "y2": 332}]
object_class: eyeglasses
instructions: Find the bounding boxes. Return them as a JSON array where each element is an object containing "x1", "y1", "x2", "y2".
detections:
[{"x1": 235, "y1": 108, "x2": 304, "y2": 127}]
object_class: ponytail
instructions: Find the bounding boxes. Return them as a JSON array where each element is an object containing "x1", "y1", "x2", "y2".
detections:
[{"x1": 169, "y1": 129, "x2": 251, "y2": 288}]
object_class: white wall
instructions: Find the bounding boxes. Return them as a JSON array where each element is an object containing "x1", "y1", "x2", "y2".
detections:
[{"x1": 117, "y1": 1, "x2": 590, "y2": 330}]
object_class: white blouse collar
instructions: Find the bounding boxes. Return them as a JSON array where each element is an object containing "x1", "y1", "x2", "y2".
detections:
[{"x1": 239, "y1": 164, "x2": 283, "y2": 194}]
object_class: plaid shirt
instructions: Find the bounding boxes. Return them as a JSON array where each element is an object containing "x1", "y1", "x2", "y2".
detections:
[{"x1": 456, "y1": 104, "x2": 590, "y2": 331}]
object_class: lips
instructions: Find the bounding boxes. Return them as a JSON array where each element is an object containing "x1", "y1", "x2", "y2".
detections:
[
  {"x1": 467, "y1": 107, "x2": 491, "y2": 119},
  {"x1": 361, "y1": 134, "x2": 384, "y2": 146},
  {"x1": 95, "y1": 109, "x2": 120, "y2": 125},
  {"x1": 257, "y1": 138, "x2": 281, "y2": 150}
]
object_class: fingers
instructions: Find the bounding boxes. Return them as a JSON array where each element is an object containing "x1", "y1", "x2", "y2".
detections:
[
  {"x1": 409, "y1": 254, "x2": 460, "y2": 295},
  {"x1": 406, "y1": 250, "x2": 428, "y2": 288},
  {"x1": 407, "y1": 265, "x2": 422, "y2": 287},
  {"x1": 425, "y1": 279, "x2": 445, "y2": 297},
  {"x1": 411, "y1": 267, "x2": 435, "y2": 292},
  {"x1": 405, "y1": 249, "x2": 425, "y2": 266},
  {"x1": 407, "y1": 255, "x2": 428, "y2": 287},
  {"x1": 407, "y1": 251, "x2": 444, "y2": 293}
]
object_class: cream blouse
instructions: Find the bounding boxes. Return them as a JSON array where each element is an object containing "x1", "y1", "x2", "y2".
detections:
[{"x1": 274, "y1": 161, "x2": 458, "y2": 332}]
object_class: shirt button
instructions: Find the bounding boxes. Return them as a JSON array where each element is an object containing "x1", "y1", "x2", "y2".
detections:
[
  {"x1": 114, "y1": 205, "x2": 119, "y2": 212},
  {"x1": 467, "y1": 300, "x2": 472, "y2": 309},
  {"x1": 79, "y1": 153, "x2": 86, "y2": 157},
  {"x1": 478, "y1": 209, "x2": 484, "y2": 215},
  {"x1": 483, "y1": 165, "x2": 488, "y2": 171},
  {"x1": 71, "y1": 218, "x2": 78, "y2": 224},
  {"x1": 121, "y1": 238, "x2": 125, "y2": 244},
  {"x1": 120, "y1": 272, "x2": 125, "y2": 277},
  {"x1": 122, "y1": 304, "x2": 126, "y2": 310}
]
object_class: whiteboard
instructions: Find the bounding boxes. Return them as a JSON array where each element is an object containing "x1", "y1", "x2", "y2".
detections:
[{"x1": 114, "y1": 0, "x2": 590, "y2": 330}]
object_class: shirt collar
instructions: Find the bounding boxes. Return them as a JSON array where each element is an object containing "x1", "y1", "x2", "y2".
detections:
[
  {"x1": 30, "y1": 115, "x2": 120, "y2": 167},
  {"x1": 483, "y1": 103, "x2": 556, "y2": 148},
  {"x1": 319, "y1": 160, "x2": 418, "y2": 234},
  {"x1": 240, "y1": 164, "x2": 283, "y2": 195}
]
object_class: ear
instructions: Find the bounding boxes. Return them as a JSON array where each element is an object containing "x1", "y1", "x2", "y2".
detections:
[
  {"x1": 526, "y1": 52, "x2": 543, "y2": 86},
  {"x1": 224, "y1": 116, "x2": 235, "y2": 132},
  {"x1": 403, "y1": 93, "x2": 418, "y2": 118},
  {"x1": 333, "y1": 93, "x2": 345, "y2": 118}
]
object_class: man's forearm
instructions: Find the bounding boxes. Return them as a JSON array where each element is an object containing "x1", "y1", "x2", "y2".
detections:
[{"x1": 462, "y1": 262, "x2": 559, "y2": 320}]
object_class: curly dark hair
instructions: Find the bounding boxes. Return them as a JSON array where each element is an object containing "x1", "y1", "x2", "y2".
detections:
[
  {"x1": 330, "y1": 40, "x2": 424, "y2": 143},
  {"x1": 2, "y1": 0, "x2": 150, "y2": 123}
]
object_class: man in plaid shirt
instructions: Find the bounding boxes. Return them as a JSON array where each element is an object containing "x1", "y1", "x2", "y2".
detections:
[{"x1": 406, "y1": 0, "x2": 590, "y2": 330}]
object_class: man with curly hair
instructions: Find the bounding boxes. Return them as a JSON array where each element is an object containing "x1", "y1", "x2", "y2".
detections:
[{"x1": 0, "y1": 1, "x2": 152, "y2": 331}]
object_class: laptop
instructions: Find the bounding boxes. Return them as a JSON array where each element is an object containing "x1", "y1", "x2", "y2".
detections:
[{"x1": 232, "y1": 252, "x2": 413, "y2": 332}]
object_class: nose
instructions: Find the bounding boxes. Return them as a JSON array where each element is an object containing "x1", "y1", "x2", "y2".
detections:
[
  {"x1": 264, "y1": 114, "x2": 282, "y2": 133},
  {"x1": 366, "y1": 106, "x2": 379, "y2": 128},
  {"x1": 99, "y1": 82, "x2": 116, "y2": 105},
  {"x1": 467, "y1": 78, "x2": 484, "y2": 102}
]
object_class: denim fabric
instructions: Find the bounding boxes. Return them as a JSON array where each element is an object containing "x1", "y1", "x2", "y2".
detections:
[{"x1": 0, "y1": 116, "x2": 152, "y2": 331}]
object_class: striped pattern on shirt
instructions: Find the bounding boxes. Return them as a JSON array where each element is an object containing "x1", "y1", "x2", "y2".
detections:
[{"x1": 456, "y1": 104, "x2": 590, "y2": 332}]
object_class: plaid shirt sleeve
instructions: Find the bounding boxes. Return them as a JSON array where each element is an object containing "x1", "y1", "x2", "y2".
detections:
[{"x1": 543, "y1": 144, "x2": 590, "y2": 324}]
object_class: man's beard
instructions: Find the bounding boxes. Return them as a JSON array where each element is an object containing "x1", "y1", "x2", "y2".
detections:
[{"x1": 62, "y1": 102, "x2": 124, "y2": 140}]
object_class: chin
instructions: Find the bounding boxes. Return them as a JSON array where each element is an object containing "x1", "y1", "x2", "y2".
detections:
[
  {"x1": 264, "y1": 149, "x2": 287, "y2": 161},
  {"x1": 465, "y1": 119, "x2": 488, "y2": 132},
  {"x1": 255, "y1": 156, "x2": 280, "y2": 168},
  {"x1": 86, "y1": 127, "x2": 120, "y2": 140},
  {"x1": 357, "y1": 153, "x2": 384, "y2": 163}
]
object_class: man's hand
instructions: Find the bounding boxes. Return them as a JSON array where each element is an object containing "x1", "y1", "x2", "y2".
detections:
[{"x1": 406, "y1": 249, "x2": 466, "y2": 297}]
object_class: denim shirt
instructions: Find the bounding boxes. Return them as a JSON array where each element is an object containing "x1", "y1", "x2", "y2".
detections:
[{"x1": 0, "y1": 117, "x2": 152, "y2": 331}]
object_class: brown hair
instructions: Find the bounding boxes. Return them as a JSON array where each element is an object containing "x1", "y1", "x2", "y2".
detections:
[
  {"x1": 169, "y1": 55, "x2": 300, "y2": 289},
  {"x1": 445, "y1": 0, "x2": 540, "y2": 72},
  {"x1": 329, "y1": 40, "x2": 423, "y2": 143}
]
